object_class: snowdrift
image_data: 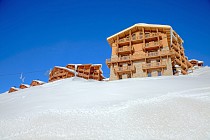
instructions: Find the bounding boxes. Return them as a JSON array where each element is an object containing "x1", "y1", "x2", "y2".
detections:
[{"x1": 0, "y1": 67, "x2": 210, "y2": 139}]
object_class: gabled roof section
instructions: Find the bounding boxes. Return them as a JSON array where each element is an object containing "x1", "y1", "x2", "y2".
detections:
[
  {"x1": 54, "y1": 66, "x2": 75, "y2": 74},
  {"x1": 107, "y1": 23, "x2": 174, "y2": 47}
]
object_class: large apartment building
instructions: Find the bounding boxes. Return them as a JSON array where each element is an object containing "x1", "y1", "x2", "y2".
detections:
[{"x1": 106, "y1": 23, "x2": 192, "y2": 80}]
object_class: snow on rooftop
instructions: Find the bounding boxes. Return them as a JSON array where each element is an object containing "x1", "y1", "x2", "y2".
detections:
[
  {"x1": 1, "y1": 67, "x2": 210, "y2": 139},
  {"x1": 32, "y1": 80, "x2": 45, "y2": 84},
  {"x1": 20, "y1": 84, "x2": 30, "y2": 87},
  {"x1": 10, "y1": 87, "x2": 19, "y2": 90},
  {"x1": 107, "y1": 23, "x2": 172, "y2": 41},
  {"x1": 54, "y1": 66, "x2": 75, "y2": 74}
]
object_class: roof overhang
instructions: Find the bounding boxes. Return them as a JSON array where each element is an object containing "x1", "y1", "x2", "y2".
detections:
[{"x1": 107, "y1": 23, "x2": 174, "y2": 47}]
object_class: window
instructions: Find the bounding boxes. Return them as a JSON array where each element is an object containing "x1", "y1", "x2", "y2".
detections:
[
  {"x1": 127, "y1": 74, "x2": 131, "y2": 78},
  {"x1": 148, "y1": 72, "x2": 151, "y2": 77},
  {"x1": 158, "y1": 71, "x2": 162, "y2": 76},
  {"x1": 119, "y1": 75, "x2": 122, "y2": 79}
]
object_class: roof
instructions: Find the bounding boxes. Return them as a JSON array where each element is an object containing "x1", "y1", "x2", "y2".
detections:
[
  {"x1": 32, "y1": 80, "x2": 45, "y2": 84},
  {"x1": 189, "y1": 59, "x2": 199, "y2": 62},
  {"x1": 20, "y1": 84, "x2": 30, "y2": 88},
  {"x1": 106, "y1": 23, "x2": 182, "y2": 47},
  {"x1": 66, "y1": 64, "x2": 82, "y2": 66},
  {"x1": 10, "y1": 87, "x2": 19, "y2": 90},
  {"x1": 54, "y1": 66, "x2": 75, "y2": 74}
]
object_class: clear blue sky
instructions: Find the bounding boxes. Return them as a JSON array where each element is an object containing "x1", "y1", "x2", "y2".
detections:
[{"x1": 0, "y1": 0, "x2": 210, "y2": 93}]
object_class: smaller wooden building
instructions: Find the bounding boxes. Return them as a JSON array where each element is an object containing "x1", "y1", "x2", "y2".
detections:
[
  {"x1": 49, "y1": 64, "x2": 105, "y2": 82},
  {"x1": 49, "y1": 66, "x2": 75, "y2": 82},
  {"x1": 30, "y1": 80, "x2": 45, "y2": 86},
  {"x1": 19, "y1": 84, "x2": 30, "y2": 89},
  {"x1": 189, "y1": 59, "x2": 204, "y2": 68},
  {"x1": 8, "y1": 87, "x2": 19, "y2": 93}
]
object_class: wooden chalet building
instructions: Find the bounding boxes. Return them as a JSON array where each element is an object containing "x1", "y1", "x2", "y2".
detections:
[
  {"x1": 189, "y1": 59, "x2": 204, "y2": 68},
  {"x1": 106, "y1": 23, "x2": 193, "y2": 80},
  {"x1": 49, "y1": 66, "x2": 75, "y2": 82},
  {"x1": 49, "y1": 64, "x2": 104, "y2": 82}
]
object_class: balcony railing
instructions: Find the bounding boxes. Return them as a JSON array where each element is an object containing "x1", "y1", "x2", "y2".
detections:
[
  {"x1": 145, "y1": 33, "x2": 158, "y2": 39},
  {"x1": 174, "y1": 51, "x2": 180, "y2": 58},
  {"x1": 181, "y1": 69, "x2": 187, "y2": 75},
  {"x1": 77, "y1": 73, "x2": 84, "y2": 77},
  {"x1": 118, "y1": 37, "x2": 130, "y2": 43},
  {"x1": 132, "y1": 35, "x2": 143, "y2": 41},
  {"x1": 142, "y1": 62, "x2": 167, "y2": 70},
  {"x1": 144, "y1": 41, "x2": 161, "y2": 50},
  {"x1": 114, "y1": 65, "x2": 135, "y2": 73},
  {"x1": 117, "y1": 46, "x2": 133, "y2": 54},
  {"x1": 175, "y1": 59, "x2": 182, "y2": 65},
  {"x1": 172, "y1": 43, "x2": 180, "y2": 51},
  {"x1": 84, "y1": 69, "x2": 90, "y2": 73},
  {"x1": 106, "y1": 50, "x2": 173, "y2": 64}
]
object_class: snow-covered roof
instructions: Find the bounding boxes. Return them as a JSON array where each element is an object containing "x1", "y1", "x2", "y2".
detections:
[
  {"x1": 10, "y1": 87, "x2": 19, "y2": 90},
  {"x1": 189, "y1": 59, "x2": 199, "y2": 62},
  {"x1": 92, "y1": 64, "x2": 102, "y2": 67},
  {"x1": 20, "y1": 84, "x2": 30, "y2": 88},
  {"x1": 54, "y1": 66, "x2": 75, "y2": 74},
  {"x1": 32, "y1": 80, "x2": 45, "y2": 84},
  {"x1": 107, "y1": 23, "x2": 172, "y2": 41},
  {"x1": 189, "y1": 59, "x2": 203, "y2": 63}
]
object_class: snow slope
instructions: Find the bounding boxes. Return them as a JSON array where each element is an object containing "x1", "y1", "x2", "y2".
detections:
[{"x1": 0, "y1": 67, "x2": 210, "y2": 140}]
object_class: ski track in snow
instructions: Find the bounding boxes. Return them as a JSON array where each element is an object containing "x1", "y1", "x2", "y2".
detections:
[{"x1": 0, "y1": 67, "x2": 210, "y2": 140}]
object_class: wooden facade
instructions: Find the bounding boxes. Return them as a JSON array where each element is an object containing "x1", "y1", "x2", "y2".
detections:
[
  {"x1": 106, "y1": 23, "x2": 193, "y2": 80},
  {"x1": 49, "y1": 66, "x2": 75, "y2": 82},
  {"x1": 49, "y1": 64, "x2": 104, "y2": 82},
  {"x1": 77, "y1": 64, "x2": 104, "y2": 81}
]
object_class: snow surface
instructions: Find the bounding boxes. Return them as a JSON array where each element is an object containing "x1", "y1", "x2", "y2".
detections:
[{"x1": 1, "y1": 67, "x2": 210, "y2": 140}]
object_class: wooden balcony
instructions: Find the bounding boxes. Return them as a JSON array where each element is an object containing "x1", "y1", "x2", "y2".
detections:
[
  {"x1": 144, "y1": 41, "x2": 162, "y2": 50},
  {"x1": 172, "y1": 43, "x2": 180, "y2": 51},
  {"x1": 114, "y1": 65, "x2": 135, "y2": 73},
  {"x1": 175, "y1": 59, "x2": 182, "y2": 65},
  {"x1": 106, "y1": 50, "x2": 173, "y2": 66},
  {"x1": 51, "y1": 73, "x2": 68, "y2": 78},
  {"x1": 77, "y1": 68, "x2": 84, "y2": 72},
  {"x1": 131, "y1": 35, "x2": 144, "y2": 43},
  {"x1": 146, "y1": 50, "x2": 172, "y2": 58},
  {"x1": 142, "y1": 62, "x2": 167, "y2": 70},
  {"x1": 181, "y1": 69, "x2": 187, "y2": 75},
  {"x1": 118, "y1": 37, "x2": 130, "y2": 44},
  {"x1": 174, "y1": 51, "x2": 180, "y2": 58},
  {"x1": 83, "y1": 74, "x2": 89, "y2": 78},
  {"x1": 117, "y1": 46, "x2": 134, "y2": 54},
  {"x1": 84, "y1": 69, "x2": 90, "y2": 73},
  {"x1": 145, "y1": 33, "x2": 158, "y2": 39},
  {"x1": 181, "y1": 62, "x2": 187, "y2": 69},
  {"x1": 77, "y1": 73, "x2": 84, "y2": 77}
]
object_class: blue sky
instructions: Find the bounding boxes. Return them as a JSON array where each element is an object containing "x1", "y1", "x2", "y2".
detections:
[{"x1": 0, "y1": 0, "x2": 210, "y2": 93}]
